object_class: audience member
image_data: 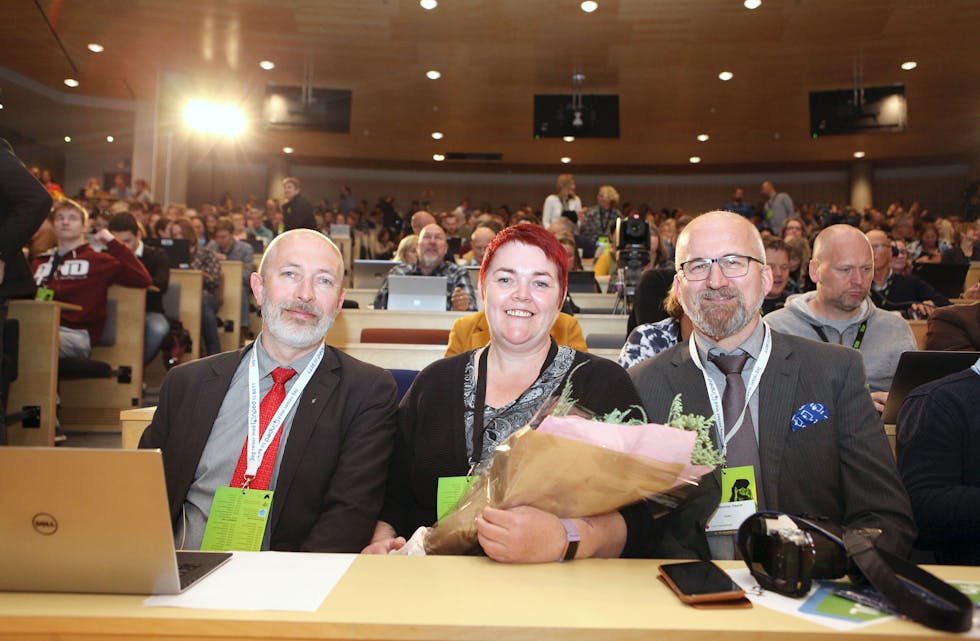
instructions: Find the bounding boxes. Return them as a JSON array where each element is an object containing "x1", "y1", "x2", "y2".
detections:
[
  {"x1": 577, "y1": 185, "x2": 621, "y2": 242},
  {"x1": 393, "y1": 234, "x2": 418, "y2": 265},
  {"x1": 897, "y1": 358, "x2": 980, "y2": 564},
  {"x1": 373, "y1": 224, "x2": 476, "y2": 311},
  {"x1": 924, "y1": 302, "x2": 980, "y2": 351},
  {"x1": 721, "y1": 186, "x2": 753, "y2": 219},
  {"x1": 281, "y1": 177, "x2": 317, "y2": 231},
  {"x1": 169, "y1": 218, "x2": 223, "y2": 356},
  {"x1": 109, "y1": 174, "x2": 132, "y2": 200},
  {"x1": 766, "y1": 225, "x2": 917, "y2": 412},
  {"x1": 140, "y1": 230, "x2": 398, "y2": 552},
  {"x1": 409, "y1": 210, "x2": 436, "y2": 236},
  {"x1": 867, "y1": 230, "x2": 949, "y2": 318},
  {"x1": 781, "y1": 217, "x2": 805, "y2": 241},
  {"x1": 0, "y1": 138, "x2": 52, "y2": 445},
  {"x1": 246, "y1": 209, "x2": 274, "y2": 245},
  {"x1": 941, "y1": 222, "x2": 979, "y2": 264},
  {"x1": 760, "y1": 181, "x2": 794, "y2": 235},
  {"x1": 913, "y1": 222, "x2": 943, "y2": 264},
  {"x1": 445, "y1": 309, "x2": 586, "y2": 356},
  {"x1": 760, "y1": 237, "x2": 797, "y2": 315},
  {"x1": 629, "y1": 212, "x2": 915, "y2": 559},
  {"x1": 207, "y1": 218, "x2": 255, "y2": 340},
  {"x1": 784, "y1": 235, "x2": 812, "y2": 292},
  {"x1": 32, "y1": 199, "x2": 152, "y2": 358},
  {"x1": 367, "y1": 224, "x2": 656, "y2": 561},
  {"x1": 107, "y1": 213, "x2": 171, "y2": 365},
  {"x1": 618, "y1": 290, "x2": 692, "y2": 369},
  {"x1": 542, "y1": 173, "x2": 581, "y2": 228},
  {"x1": 461, "y1": 225, "x2": 498, "y2": 267}
]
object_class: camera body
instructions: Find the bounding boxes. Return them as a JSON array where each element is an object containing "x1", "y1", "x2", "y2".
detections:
[{"x1": 614, "y1": 213, "x2": 650, "y2": 297}]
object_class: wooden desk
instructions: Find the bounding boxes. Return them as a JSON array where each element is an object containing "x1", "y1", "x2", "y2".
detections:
[
  {"x1": 0, "y1": 556, "x2": 974, "y2": 640},
  {"x1": 907, "y1": 319, "x2": 928, "y2": 350},
  {"x1": 120, "y1": 406, "x2": 156, "y2": 449},
  {"x1": 327, "y1": 310, "x2": 627, "y2": 345},
  {"x1": 218, "y1": 260, "x2": 244, "y2": 353},
  {"x1": 169, "y1": 269, "x2": 203, "y2": 363},
  {"x1": 59, "y1": 285, "x2": 146, "y2": 432},
  {"x1": 5, "y1": 300, "x2": 61, "y2": 446}
]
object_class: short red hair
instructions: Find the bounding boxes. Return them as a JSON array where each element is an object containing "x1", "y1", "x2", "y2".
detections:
[{"x1": 480, "y1": 224, "x2": 569, "y2": 309}]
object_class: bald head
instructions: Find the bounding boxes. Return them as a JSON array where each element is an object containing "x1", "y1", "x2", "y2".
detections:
[
  {"x1": 809, "y1": 225, "x2": 874, "y2": 320},
  {"x1": 812, "y1": 224, "x2": 871, "y2": 263},
  {"x1": 411, "y1": 210, "x2": 436, "y2": 235},
  {"x1": 675, "y1": 211, "x2": 766, "y2": 266},
  {"x1": 260, "y1": 229, "x2": 345, "y2": 280}
]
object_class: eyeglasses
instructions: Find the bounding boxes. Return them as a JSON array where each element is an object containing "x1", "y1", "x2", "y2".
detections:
[{"x1": 679, "y1": 254, "x2": 764, "y2": 281}]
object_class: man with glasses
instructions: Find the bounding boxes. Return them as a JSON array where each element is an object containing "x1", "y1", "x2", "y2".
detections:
[
  {"x1": 630, "y1": 212, "x2": 914, "y2": 560},
  {"x1": 766, "y1": 226, "x2": 918, "y2": 413},
  {"x1": 866, "y1": 230, "x2": 949, "y2": 318}
]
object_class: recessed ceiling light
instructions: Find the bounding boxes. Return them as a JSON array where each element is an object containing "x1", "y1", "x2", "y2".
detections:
[
  {"x1": 420, "y1": 0, "x2": 438, "y2": 9},
  {"x1": 853, "y1": 151, "x2": 866, "y2": 159},
  {"x1": 563, "y1": 136, "x2": 575, "y2": 143},
  {"x1": 283, "y1": 147, "x2": 294, "y2": 154},
  {"x1": 433, "y1": 153, "x2": 445, "y2": 161},
  {"x1": 743, "y1": 0, "x2": 762, "y2": 9},
  {"x1": 900, "y1": 61, "x2": 917, "y2": 71},
  {"x1": 431, "y1": 131, "x2": 444, "y2": 140},
  {"x1": 106, "y1": 135, "x2": 114, "y2": 143},
  {"x1": 63, "y1": 136, "x2": 71, "y2": 143},
  {"x1": 64, "y1": 78, "x2": 79, "y2": 88},
  {"x1": 689, "y1": 156, "x2": 701, "y2": 164},
  {"x1": 696, "y1": 133, "x2": 710, "y2": 142},
  {"x1": 580, "y1": 1, "x2": 598, "y2": 12},
  {"x1": 560, "y1": 156, "x2": 572, "y2": 164},
  {"x1": 718, "y1": 71, "x2": 734, "y2": 81},
  {"x1": 426, "y1": 70, "x2": 441, "y2": 80},
  {"x1": 87, "y1": 43, "x2": 104, "y2": 53},
  {"x1": 259, "y1": 60, "x2": 275, "y2": 71}
]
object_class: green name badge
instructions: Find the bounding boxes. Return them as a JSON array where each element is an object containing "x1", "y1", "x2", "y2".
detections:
[
  {"x1": 721, "y1": 465, "x2": 758, "y2": 504},
  {"x1": 436, "y1": 475, "x2": 479, "y2": 521},
  {"x1": 200, "y1": 486, "x2": 274, "y2": 552},
  {"x1": 35, "y1": 287, "x2": 54, "y2": 301}
]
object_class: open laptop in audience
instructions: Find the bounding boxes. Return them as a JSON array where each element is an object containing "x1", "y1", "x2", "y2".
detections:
[
  {"x1": 353, "y1": 259, "x2": 398, "y2": 290},
  {"x1": 145, "y1": 237, "x2": 191, "y2": 269},
  {"x1": 387, "y1": 275, "x2": 448, "y2": 311},
  {"x1": 328, "y1": 223, "x2": 351, "y2": 239},
  {"x1": 912, "y1": 263, "x2": 970, "y2": 299},
  {"x1": 0, "y1": 447, "x2": 231, "y2": 595},
  {"x1": 881, "y1": 349, "x2": 980, "y2": 424},
  {"x1": 244, "y1": 237, "x2": 266, "y2": 254}
]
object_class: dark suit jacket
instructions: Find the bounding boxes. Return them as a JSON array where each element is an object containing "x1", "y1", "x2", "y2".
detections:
[
  {"x1": 139, "y1": 343, "x2": 398, "y2": 552},
  {"x1": 925, "y1": 303, "x2": 980, "y2": 351},
  {"x1": 0, "y1": 138, "x2": 51, "y2": 299},
  {"x1": 628, "y1": 329, "x2": 916, "y2": 558}
]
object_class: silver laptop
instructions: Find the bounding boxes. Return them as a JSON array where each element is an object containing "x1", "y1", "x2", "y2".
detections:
[
  {"x1": 387, "y1": 275, "x2": 448, "y2": 311},
  {"x1": 328, "y1": 223, "x2": 351, "y2": 239},
  {"x1": 0, "y1": 447, "x2": 231, "y2": 595},
  {"x1": 353, "y1": 259, "x2": 398, "y2": 290}
]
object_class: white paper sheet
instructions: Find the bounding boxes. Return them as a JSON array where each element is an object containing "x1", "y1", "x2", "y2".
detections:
[
  {"x1": 144, "y1": 551, "x2": 355, "y2": 611},
  {"x1": 726, "y1": 568, "x2": 891, "y2": 632}
]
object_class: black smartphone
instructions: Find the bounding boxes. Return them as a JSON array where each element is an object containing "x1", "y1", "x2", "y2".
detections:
[{"x1": 659, "y1": 561, "x2": 745, "y2": 604}]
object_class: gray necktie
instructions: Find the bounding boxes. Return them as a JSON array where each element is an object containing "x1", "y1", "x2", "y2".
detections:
[{"x1": 708, "y1": 351, "x2": 763, "y2": 507}]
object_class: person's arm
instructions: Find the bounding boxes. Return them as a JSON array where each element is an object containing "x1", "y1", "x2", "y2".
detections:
[
  {"x1": 0, "y1": 139, "x2": 51, "y2": 283},
  {"x1": 897, "y1": 385, "x2": 980, "y2": 549},
  {"x1": 97, "y1": 231, "x2": 152, "y2": 288},
  {"x1": 300, "y1": 367, "x2": 399, "y2": 552},
  {"x1": 453, "y1": 267, "x2": 477, "y2": 311},
  {"x1": 373, "y1": 277, "x2": 390, "y2": 310},
  {"x1": 476, "y1": 507, "x2": 626, "y2": 563}
]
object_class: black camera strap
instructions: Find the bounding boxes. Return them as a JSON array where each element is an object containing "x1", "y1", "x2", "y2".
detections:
[{"x1": 843, "y1": 530, "x2": 974, "y2": 633}]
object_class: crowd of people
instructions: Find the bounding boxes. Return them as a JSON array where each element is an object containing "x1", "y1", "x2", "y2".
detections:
[{"x1": 3, "y1": 154, "x2": 979, "y2": 567}]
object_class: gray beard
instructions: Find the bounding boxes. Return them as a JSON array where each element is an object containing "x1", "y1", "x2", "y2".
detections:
[
  {"x1": 262, "y1": 302, "x2": 336, "y2": 349},
  {"x1": 684, "y1": 286, "x2": 763, "y2": 341}
]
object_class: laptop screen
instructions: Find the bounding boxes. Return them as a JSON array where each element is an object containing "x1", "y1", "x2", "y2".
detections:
[{"x1": 145, "y1": 238, "x2": 191, "y2": 269}]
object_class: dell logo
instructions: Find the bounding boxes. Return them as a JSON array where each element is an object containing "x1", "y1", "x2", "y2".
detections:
[{"x1": 32, "y1": 513, "x2": 58, "y2": 535}]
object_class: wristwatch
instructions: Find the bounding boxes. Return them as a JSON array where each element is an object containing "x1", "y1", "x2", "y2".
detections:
[{"x1": 558, "y1": 518, "x2": 580, "y2": 562}]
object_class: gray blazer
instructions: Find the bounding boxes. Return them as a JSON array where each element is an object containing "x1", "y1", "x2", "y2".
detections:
[{"x1": 629, "y1": 329, "x2": 916, "y2": 558}]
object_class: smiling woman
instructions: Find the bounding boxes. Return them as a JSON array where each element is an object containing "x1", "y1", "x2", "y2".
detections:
[{"x1": 365, "y1": 225, "x2": 662, "y2": 564}]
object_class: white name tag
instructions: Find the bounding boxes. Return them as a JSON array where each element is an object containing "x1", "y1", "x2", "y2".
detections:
[{"x1": 705, "y1": 499, "x2": 757, "y2": 534}]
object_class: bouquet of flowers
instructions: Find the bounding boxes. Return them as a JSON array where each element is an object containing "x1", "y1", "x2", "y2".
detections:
[{"x1": 420, "y1": 389, "x2": 722, "y2": 556}]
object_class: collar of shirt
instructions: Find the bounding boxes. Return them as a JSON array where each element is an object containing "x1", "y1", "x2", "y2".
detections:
[
  {"x1": 135, "y1": 240, "x2": 144, "y2": 258},
  {"x1": 253, "y1": 332, "x2": 320, "y2": 379}
]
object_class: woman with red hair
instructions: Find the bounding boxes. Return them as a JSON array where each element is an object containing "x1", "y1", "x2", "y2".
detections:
[{"x1": 365, "y1": 224, "x2": 656, "y2": 563}]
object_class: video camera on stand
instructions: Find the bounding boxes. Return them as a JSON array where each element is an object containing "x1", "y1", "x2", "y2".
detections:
[{"x1": 612, "y1": 212, "x2": 650, "y2": 314}]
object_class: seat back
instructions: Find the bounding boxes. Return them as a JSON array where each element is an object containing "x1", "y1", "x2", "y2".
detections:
[
  {"x1": 360, "y1": 328, "x2": 450, "y2": 345},
  {"x1": 161, "y1": 281, "x2": 182, "y2": 322},
  {"x1": 96, "y1": 299, "x2": 117, "y2": 347}
]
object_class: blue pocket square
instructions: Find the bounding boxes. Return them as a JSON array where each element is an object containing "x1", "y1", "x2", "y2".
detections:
[{"x1": 792, "y1": 403, "x2": 829, "y2": 432}]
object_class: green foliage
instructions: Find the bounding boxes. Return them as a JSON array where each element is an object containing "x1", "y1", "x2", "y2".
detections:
[{"x1": 666, "y1": 394, "x2": 725, "y2": 466}]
